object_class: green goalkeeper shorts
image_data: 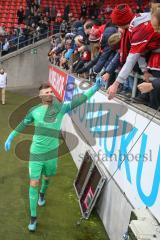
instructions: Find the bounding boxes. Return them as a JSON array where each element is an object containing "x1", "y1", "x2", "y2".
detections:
[{"x1": 29, "y1": 159, "x2": 58, "y2": 180}]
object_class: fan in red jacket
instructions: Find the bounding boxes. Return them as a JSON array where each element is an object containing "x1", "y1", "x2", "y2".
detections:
[{"x1": 107, "y1": 3, "x2": 160, "y2": 100}]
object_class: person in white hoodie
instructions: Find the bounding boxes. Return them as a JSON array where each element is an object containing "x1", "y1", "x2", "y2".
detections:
[{"x1": 0, "y1": 68, "x2": 7, "y2": 104}]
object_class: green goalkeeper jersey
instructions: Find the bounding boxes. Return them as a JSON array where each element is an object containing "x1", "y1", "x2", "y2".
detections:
[{"x1": 10, "y1": 85, "x2": 98, "y2": 162}]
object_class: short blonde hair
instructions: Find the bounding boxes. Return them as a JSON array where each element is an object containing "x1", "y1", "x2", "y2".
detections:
[
  {"x1": 151, "y1": 3, "x2": 160, "y2": 14},
  {"x1": 151, "y1": 4, "x2": 160, "y2": 33},
  {"x1": 108, "y1": 33, "x2": 121, "y2": 48}
]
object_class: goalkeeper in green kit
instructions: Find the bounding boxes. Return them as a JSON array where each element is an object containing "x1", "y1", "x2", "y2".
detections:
[{"x1": 5, "y1": 78, "x2": 104, "y2": 232}]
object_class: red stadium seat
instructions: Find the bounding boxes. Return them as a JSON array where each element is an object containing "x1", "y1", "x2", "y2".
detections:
[{"x1": 0, "y1": 0, "x2": 149, "y2": 31}]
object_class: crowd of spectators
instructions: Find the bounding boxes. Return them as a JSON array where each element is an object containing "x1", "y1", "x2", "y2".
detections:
[
  {"x1": 0, "y1": 0, "x2": 160, "y2": 110},
  {"x1": 0, "y1": 0, "x2": 59, "y2": 55},
  {"x1": 48, "y1": 0, "x2": 160, "y2": 111},
  {"x1": 0, "y1": 0, "x2": 116, "y2": 56}
]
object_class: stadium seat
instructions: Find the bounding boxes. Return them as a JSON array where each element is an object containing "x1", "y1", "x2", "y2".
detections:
[{"x1": 0, "y1": 0, "x2": 149, "y2": 33}]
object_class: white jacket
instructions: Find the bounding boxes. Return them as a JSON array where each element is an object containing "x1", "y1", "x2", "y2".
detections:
[{"x1": 0, "y1": 73, "x2": 7, "y2": 88}]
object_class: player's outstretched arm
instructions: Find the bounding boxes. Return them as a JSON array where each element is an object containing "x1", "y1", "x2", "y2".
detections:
[
  {"x1": 63, "y1": 77, "x2": 105, "y2": 113},
  {"x1": 4, "y1": 109, "x2": 34, "y2": 151}
]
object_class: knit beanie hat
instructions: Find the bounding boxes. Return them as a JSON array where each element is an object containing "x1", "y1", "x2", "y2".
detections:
[{"x1": 111, "y1": 4, "x2": 134, "y2": 26}]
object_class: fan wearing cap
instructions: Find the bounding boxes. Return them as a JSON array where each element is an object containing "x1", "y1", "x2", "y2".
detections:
[
  {"x1": 107, "y1": 3, "x2": 160, "y2": 100},
  {"x1": 76, "y1": 26, "x2": 118, "y2": 75},
  {"x1": 88, "y1": 24, "x2": 104, "y2": 59},
  {"x1": 73, "y1": 24, "x2": 102, "y2": 74},
  {"x1": 75, "y1": 33, "x2": 100, "y2": 74},
  {"x1": 73, "y1": 21, "x2": 94, "y2": 69},
  {"x1": 110, "y1": 4, "x2": 135, "y2": 65}
]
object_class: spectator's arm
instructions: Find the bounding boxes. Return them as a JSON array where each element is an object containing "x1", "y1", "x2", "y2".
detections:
[
  {"x1": 105, "y1": 52, "x2": 120, "y2": 74},
  {"x1": 93, "y1": 47, "x2": 113, "y2": 73},
  {"x1": 138, "y1": 56, "x2": 148, "y2": 73},
  {"x1": 55, "y1": 46, "x2": 65, "y2": 55},
  {"x1": 152, "y1": 78, "x2": 160, "y2": 89},
  {"x1": 137, "y1": 81, "x2": 159, "y2": 94},
  {"x1": 76, "y1": 54, "x2": 100, "y2": 74},
  {"x1": 116, "y1": 53, "x2": 140, "y2": 84}
]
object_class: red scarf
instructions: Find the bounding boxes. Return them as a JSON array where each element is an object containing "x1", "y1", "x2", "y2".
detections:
[{"x1": 120, "y1": 29, "x2": 131, "y2": 65}]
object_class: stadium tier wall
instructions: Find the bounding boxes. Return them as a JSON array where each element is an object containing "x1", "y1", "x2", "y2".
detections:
[{"x1": 0, "y1": 39, "x2": 50, "y2": 89}]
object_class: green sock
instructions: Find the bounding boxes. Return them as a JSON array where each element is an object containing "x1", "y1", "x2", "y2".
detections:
[
  {"x1": 29, "y1": 186, "x2": 39, "y2": 217},
  {"x1": 40, "y1": 179, "x2": 49, "y2": 194}
]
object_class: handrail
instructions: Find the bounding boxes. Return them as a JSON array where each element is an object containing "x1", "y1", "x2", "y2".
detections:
[{"x1": 0, "y1": 28, "x2": 56, "y2": 57}]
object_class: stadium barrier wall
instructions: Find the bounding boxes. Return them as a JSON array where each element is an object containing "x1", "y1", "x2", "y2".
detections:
[
  {"x1": 62, "y1": 113, "x2": 133, "y2": 240},
  {"x1": 48, "y1": 65, "x2": 160, "y2": 240}
]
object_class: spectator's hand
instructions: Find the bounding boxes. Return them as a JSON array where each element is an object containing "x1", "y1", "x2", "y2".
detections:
[
  {"x1": 74, "y1": 49, "x2": 78, "y2": 54},
  {"x1": 102, "y1": 72, "x2": 110, "y2": 81},
  {"x1": 78, "y1": 46, "x2": 85, "y2": 52},
  {"x1": 138, "y1": 82, "x2": 154, "y2": 94},
  {"x1": 107, "y1": 81, "x2": 120, "y2": 100},
  {"x1": 61, "y1": 57, "x2": 66, "y2": 64},
  {"x1": 143, "y1": 71, "x2": 153, "y2": 82}
]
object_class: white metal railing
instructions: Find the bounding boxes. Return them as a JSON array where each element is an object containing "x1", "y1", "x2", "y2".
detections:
[{"x1": 0, "y1": 28, "x2": 56, "y2": 57}]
